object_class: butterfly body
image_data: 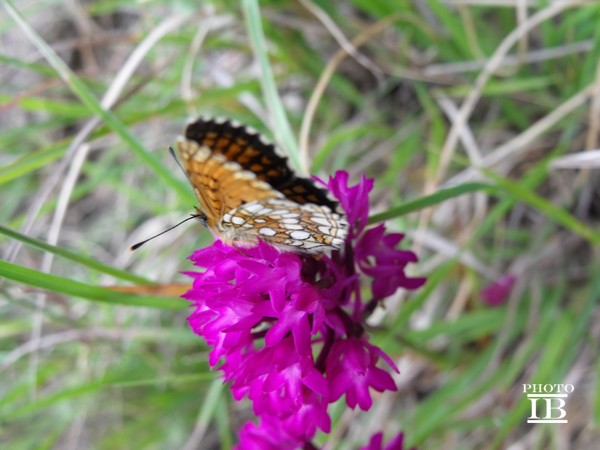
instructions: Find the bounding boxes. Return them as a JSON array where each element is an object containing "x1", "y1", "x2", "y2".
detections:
[{"x1": 176, "y1": 118, "x2": 347, "y2": 254}]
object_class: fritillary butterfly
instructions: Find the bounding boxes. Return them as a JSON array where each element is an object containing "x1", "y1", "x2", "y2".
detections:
[{"x1": 176, "y1": 118, "x2": 348, "y2": 254}]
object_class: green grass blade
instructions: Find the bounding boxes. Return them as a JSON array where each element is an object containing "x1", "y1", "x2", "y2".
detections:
[
  {"x1": 0, "y1": 225, "x2": 152, "y2": 285},
  {"x1": 368, "y1": 182, "x2": 496, "y2": 224},
  {"x1": 3, "y1": 0, "x2": 192, "y2": 201},
  {"x1": 0, "y1": 260, "x2": 185, "y2": 309},
  {"x1": 241, "y1": 0, "x2": 302, "y2": 173},
  {"x1": 485, "y1": 169, "x2": 600, "y2": 246},
  {"x1": 0, "y1": 142, "x2": 66, "y2": 185}
]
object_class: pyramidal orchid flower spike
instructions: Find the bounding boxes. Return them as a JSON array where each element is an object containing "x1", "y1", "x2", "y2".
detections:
[{"x1": 184, "y1": 171, "x2": 426, "y2": 449}]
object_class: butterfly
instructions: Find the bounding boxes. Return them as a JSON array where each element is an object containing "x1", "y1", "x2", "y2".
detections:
[{"x1": 176, "y1": 118, "x2": 348, "y2": 254}]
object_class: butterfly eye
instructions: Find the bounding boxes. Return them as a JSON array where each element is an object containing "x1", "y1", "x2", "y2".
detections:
[{"x1": 194, "y1": 208, "x2": 208, "y2": 227}]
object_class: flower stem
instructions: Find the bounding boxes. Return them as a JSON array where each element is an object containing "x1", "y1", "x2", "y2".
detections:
[{"x1": 315, "y1": 327, "x2": 334, "y2": 372}]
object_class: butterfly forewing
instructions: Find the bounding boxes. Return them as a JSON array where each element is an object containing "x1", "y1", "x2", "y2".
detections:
[
  {"x1": 177, "y1": 137, "x2": 281, "y2": 227},
  {"x1": 184, "y1": 118, "x2": 339, "y2": 210},
  {"x1": 279, "y1": 177, "x2": 338, "y2": 208},
  {"x1": 184, "y1": 118, "x2": 293, "y2": 187}
]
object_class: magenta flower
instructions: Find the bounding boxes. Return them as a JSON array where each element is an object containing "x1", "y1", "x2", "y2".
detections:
[
  {"x1": 323, "y1": 171, "x2": 373, "y2": 237},
  {"x1": 326, "y1": 338, "x2": 398, "y2": 410},
  {"x1": 237, "y1": 416, "x2": 306, "y2": 450},
  {"x1": 355, "y1": 225, "x2": 424, "y2": 301},
  {"x1": 481, "y1": 274, "x2": 516, "y2": 306},
  {"x1": 361, "y1": 432, "x2": 408, "y2": 450},
  {"x1": 184, "y1": 171, "x2": 425, "y2": 449}
]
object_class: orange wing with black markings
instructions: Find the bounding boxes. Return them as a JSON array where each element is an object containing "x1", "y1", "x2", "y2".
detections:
[
  {"x1": 184, "y1": 118, "x2": 338, "y2": 210},
  {"x1": 176, "y1": 118, "x2": 348, "y2": 254},
  {"x1": 176, "y1": 137, "x2": 281, "y2": 228}
]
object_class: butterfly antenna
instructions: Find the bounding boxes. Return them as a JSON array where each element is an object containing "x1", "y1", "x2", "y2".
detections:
[
  {"x1": 130, "y1": 214, "x2": 199, "y2": 251},
  {"x1": 168, "y1": 146, "x2": 187, "y2": 176}
]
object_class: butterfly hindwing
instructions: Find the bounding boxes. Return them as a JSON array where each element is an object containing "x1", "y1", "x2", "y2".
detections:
[{"x1": 219, "y1": 198, "x2": 346, "y2": 254}]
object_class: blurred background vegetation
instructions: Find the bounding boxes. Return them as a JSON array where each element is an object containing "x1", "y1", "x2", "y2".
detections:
[{"x1": 1, "y1": 0, "x2": 600, "y2": 448}]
